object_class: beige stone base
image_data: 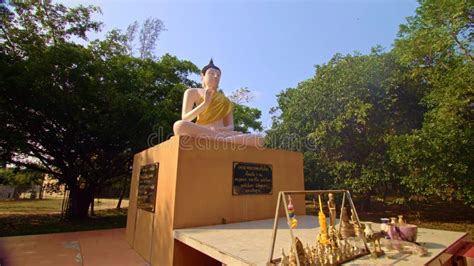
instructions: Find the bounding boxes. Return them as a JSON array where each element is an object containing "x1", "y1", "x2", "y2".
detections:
[{"x1": 126, "y1": 136, "x2": 305, "y2": 265}]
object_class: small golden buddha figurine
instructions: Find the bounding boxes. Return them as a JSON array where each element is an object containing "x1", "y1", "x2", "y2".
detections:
[{"x1": 173, "y1": 59, "x2": 264, "y2": 148}]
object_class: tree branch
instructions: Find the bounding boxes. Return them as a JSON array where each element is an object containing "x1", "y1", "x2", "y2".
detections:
[
  {"x1": 10, "y1": 159, "x2": 60, "y2": 177},
  {"x1": 0, "y1": 25, "x2": 19, "y2": 57},
  {"x1": 451, "y1": 32, "x2": 474, "y2": 63},
  {"x1": 28, "y1": 148, "x2": 58, "y2": 176}
]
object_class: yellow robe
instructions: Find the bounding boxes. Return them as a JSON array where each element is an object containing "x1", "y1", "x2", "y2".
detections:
[{"x1": 196, "y1": 92, "x2": 234, "y2": 125}]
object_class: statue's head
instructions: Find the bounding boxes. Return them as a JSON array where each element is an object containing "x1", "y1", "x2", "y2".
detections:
[{"x1": 201, "y1": 58, "x2": 221, "y2": 89}]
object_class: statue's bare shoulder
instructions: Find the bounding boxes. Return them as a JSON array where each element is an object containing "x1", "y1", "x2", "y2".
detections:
[{"x1": 184, "y1": 87, "x2": 205, "y2": 102}]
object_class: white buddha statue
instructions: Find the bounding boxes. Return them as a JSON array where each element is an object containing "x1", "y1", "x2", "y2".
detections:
[{"x1": 173, "y1": 59, "x2": 264, "y2": 148}]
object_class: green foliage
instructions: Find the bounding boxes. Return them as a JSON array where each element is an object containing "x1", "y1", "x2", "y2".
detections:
[
  {"x1": 233, "y1": 104, "x2": 263, "y2": 133},
  {"x1": 267, "y1": 0, "x2": 473, "y2": 206},
  {"x1": 0, "y1": 2, "x2": 199, "y2": 218},
  {"x1": 0, "y1": 167, "x2": 43, "y2": 187},
  {"x1": 229, "y1": 88, "x2": 263, "y2": 133},
  {"x1": 395, "y1": 0, "x2": 473, "y2": 69},
  {"x1": 390, "y1": 0, "x2": 474, "y2": 205},
  {"x1": 0, "y1": 1, "x2": 264, "y2": 218},
  {"x1": 266, "y1": 50, "x2": 425, "y2": 195}
]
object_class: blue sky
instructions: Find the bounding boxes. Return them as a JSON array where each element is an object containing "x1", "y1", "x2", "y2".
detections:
[{"x1": 63, "y1": 0, "x2": 419, "y2": 131}]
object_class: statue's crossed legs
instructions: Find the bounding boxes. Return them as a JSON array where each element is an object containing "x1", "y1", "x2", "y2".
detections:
[{"x1": 174, "y1": 120, "x2": 264, "y2": 148}]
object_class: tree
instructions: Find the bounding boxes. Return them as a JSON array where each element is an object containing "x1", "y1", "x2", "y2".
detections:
[
  {"x1": 0, "y1": 2, "x2": 199, "y2": 219},
  {"x1": 266, "y1": 49, "x2": 425, "y2": 208},
  {"x1": 390, "y1": 0, "x2": 474, "y2": 205},
  {"x1": 229, "y1": 88, "x2": 263, "y2": 133},
  {"x1": 124, "y1": 21, "x2": 139, "y2": 55},
  {"x1": 123, "y1": 18, "x2": 166, "y2": 59},
  {"x1": 229, "y1": 87, "x2": 255, "y2": 104},
  {"x1": 0, "y1": 167, "x2": 43, "y2": 187},
  {"x1": 266, "y1": 0, "x2": 473, "y2": 208}
]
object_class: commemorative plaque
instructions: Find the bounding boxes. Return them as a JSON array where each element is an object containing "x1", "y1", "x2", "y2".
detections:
[
  {"x1": 232, "y1": 162, "x2": 272, "y2": 195},
  {"x1": 137, "y1": 163, "x2": 159, "y2": 212}
]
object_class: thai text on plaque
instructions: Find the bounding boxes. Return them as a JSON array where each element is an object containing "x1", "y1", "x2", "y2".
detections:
[
  {"x1": 137, "y1": 163, "x2": 159, "y2": 212},
  {"x1": 232, "y1": 162, "x2": 272, "y2": 195}
]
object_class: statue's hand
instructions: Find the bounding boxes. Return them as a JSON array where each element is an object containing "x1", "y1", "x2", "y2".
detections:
[{"x1": 203, "y1": 88, "x2": 213, "y2": 105}]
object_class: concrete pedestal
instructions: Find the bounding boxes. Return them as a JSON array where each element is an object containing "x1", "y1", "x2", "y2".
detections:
[{"x1": 125, "y1": 136, "x2": 305, "y2": 265}]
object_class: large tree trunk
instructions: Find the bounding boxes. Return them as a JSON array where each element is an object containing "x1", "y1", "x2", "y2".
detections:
[
  {"x1": 90, "y1": 195, "x2": 95, "y2": 216},
  {"x1": 66, "y1": 185, "x2": 95, "y2": 220},
  {"x1": 38, "y1": 176, "x2": 44, "y2": 200},
  {"x1": 116, "y1": 175, "x2": 129, "y2": 209}
]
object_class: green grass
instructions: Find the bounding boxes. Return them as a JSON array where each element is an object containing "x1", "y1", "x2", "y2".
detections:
[
  {"x1": 0, "y1": 198, "x2": 63, "y2": 213},
  {"x1": 0, "y1": 199, "x2": 129, "y2": 237},
  {"x1": 0, "y1": 208, "x2": 128, "y2": 237},
  {"x1": 0, "y1": 198, "x2": 128, "y2": 214}
]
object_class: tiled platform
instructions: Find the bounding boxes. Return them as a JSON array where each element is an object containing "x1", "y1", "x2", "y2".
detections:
[{"x1": 0, "y1": 228, "x2": 147, "y2": 266}]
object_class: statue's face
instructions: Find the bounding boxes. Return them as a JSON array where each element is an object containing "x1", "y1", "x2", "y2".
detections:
[{"x1": 202, "y1": 68, "x2": 221, "y2": 89}]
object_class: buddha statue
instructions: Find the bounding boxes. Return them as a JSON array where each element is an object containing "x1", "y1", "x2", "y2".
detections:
[{"x1": 173, "y1": 59, "x2": 264, "y2": 148}]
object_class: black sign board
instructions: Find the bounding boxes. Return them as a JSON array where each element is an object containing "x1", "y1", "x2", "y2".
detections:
[
  {"x1": 137, "y1": 163, "x2": 159, "y2": 212},
  {"x1": 232, "y1": 162, "x2": 272, "y2": 195}
]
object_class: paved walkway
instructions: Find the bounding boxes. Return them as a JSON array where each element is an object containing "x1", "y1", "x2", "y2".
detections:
[{"x1": 0, "y1": 228, "x2": 147, "y2": 266}]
